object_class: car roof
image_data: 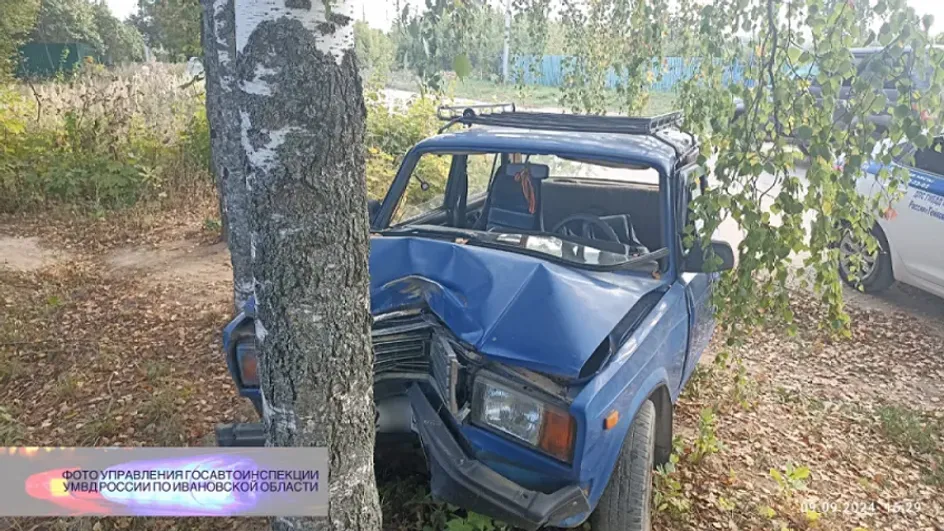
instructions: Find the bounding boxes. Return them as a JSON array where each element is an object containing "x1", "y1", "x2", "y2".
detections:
[{"x1": 413, "y1": 125, "x2": 688, "y2": 178}]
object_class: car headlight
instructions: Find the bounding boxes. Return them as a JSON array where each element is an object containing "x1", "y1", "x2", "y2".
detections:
[
  {"x1": 235, "y1": 339, "x2": 259, "y2": 387},
  {"x1": 472, "y1": 376, "x2": 576, "y2": 462}
]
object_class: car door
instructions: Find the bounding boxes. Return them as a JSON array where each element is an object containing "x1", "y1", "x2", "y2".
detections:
[
  {"x1": 888, "y1": 137, "x2": 944, "y2": 289},
  {"x1": 677, "y1": 164, "x2": 713, "y2": 386}
]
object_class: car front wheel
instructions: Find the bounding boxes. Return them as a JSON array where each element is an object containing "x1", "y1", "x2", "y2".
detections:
[
  {"x1": 838, "y1": 224, "x2": 894, "y2": 293},
  {"x1": 589, "y1": 399, "x2": 656, "y2": 531}
]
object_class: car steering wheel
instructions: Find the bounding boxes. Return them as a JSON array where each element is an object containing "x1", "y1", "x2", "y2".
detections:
[{"x1": 551, "y1": 214, "x2": 622, "y2": 243}]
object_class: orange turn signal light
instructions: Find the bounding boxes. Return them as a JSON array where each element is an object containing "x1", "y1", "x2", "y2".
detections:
[
  {"x1": 539, "y1": 408, "x2": 576, "y2": 462},
  {"x1": 604, "y1": 410, "x2": 620, "y2": 430},
  {"x1": 240, "y1": 351, "x2": 258, "y2": 386}
]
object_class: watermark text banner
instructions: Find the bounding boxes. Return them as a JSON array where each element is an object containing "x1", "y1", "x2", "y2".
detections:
[{"x1": 0, "y1": 447, "x2": 328, "y2": 516}]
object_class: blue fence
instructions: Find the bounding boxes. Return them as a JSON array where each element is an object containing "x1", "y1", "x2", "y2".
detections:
[{"x1": 510, "y1": 55, "x2": 748, "y2": 92}]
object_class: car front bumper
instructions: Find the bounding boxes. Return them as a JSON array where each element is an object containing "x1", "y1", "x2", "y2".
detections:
[
  {"x1": 407, "y1": 384, "x2": 590, "y2": 531},
  {"x1": 215, "y1": 385, "x2": 590, "y2": 530}
]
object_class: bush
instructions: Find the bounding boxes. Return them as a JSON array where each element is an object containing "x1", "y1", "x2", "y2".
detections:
[
  {"x1": 364, "y1": 86, "x2": 447, "y2": 203},
  {"x1": 0, "y1": 62, "x2": 211, "y2": 212},
  {"x1": 355, "y1": 21, "x2": 396, "y2": 82}
]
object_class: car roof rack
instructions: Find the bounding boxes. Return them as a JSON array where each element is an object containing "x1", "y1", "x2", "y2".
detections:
[
  {"x1": 436, "y1": 104, "x2": 696, "y2": 164},
  {"x1": 437, "y1": 103, "x2": 516, "y2": 121}
]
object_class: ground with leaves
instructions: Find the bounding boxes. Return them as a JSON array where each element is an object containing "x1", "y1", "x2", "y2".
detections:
[
  {"x1": 655, "y1": 295, "x2": 944, "y2": 531},
  {"x1": 1, "y1": 210, "x2": 941, "y2": 531}
]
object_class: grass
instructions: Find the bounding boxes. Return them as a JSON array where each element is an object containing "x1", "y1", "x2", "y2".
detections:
[
  {"x1": 386, "y1": 70, "x2": 678, "y2": 115},
  {"x1": 140, "y1": 359, "x2": 172, "y2": 385},
  {"x1": 0, "y1": 406, "x2": 23, "y2": 445},
  {"x1": 137, "y1": 387, "x2": 188, "y2": 446},
  {"x1": 874, "y1": 404, "x2": 944, "y2": 485},
  {"x1": 0, "y1": 353, "x2": 24, "y2": 384},
  {"x1": 77, "y1": 416, "x2": 122, "y2": 445},
  {"x1": 54, "y1": 370, "x2": 81, "y2": 400},
  {"x1": 875, "y1": 404, "x2": 942, "y2": 455}
]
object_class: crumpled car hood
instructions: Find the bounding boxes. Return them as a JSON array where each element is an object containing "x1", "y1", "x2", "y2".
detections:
[{"x1": 370, "y1": 236, "x2": 664, "y2": 379}]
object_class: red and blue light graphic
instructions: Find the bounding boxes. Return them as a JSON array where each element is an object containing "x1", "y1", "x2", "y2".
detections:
[{"x1": 25, "y1": 455, "x2": 262, "y2": 516}]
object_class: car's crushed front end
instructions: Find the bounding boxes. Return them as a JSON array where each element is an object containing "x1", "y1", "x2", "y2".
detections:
[
  {"x1": 217, "y1": 237, "x2": 663, "y2": 529},
  {"x1": 216, "y1": 234, "x2": 667, "y2": 529}
]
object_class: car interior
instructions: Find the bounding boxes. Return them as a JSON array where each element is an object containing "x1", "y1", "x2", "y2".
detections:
[{"x1": 393, "y1": 152, "x2": 663, "y2": 258}]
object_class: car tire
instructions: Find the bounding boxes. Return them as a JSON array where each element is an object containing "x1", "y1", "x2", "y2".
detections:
[
  {"x1": 838, "y1": 224, "x2": 894, "y2": 293},
  {"x1": 588, "y1": 400, "x2": 656, "y2": 531}
]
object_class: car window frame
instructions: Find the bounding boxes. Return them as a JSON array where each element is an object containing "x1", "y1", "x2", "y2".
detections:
[
  {"x1": 386, "y1": 152, "x2": 456, "y2": 227},
  {"x1": 676, "y1": 164, "x2": 706, "y2": 259},
  {"x1": 375, "y1": 146, "x2": 674, "y2": 274}
]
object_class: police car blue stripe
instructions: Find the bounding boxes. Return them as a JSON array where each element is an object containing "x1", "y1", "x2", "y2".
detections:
[
  {"x1": 908, "y1": 168, "x2": 944, "y2": 198},
  {"x1": 863, "y1": 161, "x2": 944, "y2": 198}
]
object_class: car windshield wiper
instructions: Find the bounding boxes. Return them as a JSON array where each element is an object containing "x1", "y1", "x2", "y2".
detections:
[{"x1": 379, "y1": 225, "x2": 482, "y2": 240}]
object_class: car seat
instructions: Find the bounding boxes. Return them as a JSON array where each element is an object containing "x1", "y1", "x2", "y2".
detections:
[{"x1": 482, "y1": 163, "x2": 550, "y2": 231}]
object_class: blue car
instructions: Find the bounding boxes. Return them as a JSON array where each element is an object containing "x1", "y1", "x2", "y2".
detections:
[{"x1": 216, "y1": 105, "x2": 734, "y2": 531}]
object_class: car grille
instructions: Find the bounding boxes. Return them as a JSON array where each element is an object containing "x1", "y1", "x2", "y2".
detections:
[
  {"x1": 372, "y1": 312, "x2": 459, "y2": 412},
  {"x1": 373, "y1": 317, "x2": 431, "y2": 377}
]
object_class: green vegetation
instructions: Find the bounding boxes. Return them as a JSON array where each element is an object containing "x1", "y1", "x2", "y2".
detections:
[
  {"x1": 876, "y1": 404, "x2": 943, "y2": 455},
  {"x1": 130, "y1": 0, "x2": 201, "y2": 62},
  {"x1": 875, "y1": 404, "x2": 944, "y2": 485},
  {"x1": 0, "y1": 63, "x2": 210, "y2": 213},
  {"x1": 455, "y1": 75, "x2": 678, "y2": 114},
  {"x1": 0, "y1": 406, "x2": 24, "y2": 445},
  {"x1": 0, "y1": 0, "x2": 40, "y2": 79},
  {"x1": 364, "y1": 87, "x2": 447, "y2": 203},
  {"x1": 394, "y1": 0, "x2": 506, "y2": 92},
  {"x1": 355, "y1": 20, "x2": 397, "y2": 82},
  {"x1": 28, "y1": 0, "x2": 144, "y2": 67}
]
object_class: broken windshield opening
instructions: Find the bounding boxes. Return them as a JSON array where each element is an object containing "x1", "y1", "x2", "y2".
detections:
[{"x1": 377, "y1": 148, "x2": 668, "y2": 272}]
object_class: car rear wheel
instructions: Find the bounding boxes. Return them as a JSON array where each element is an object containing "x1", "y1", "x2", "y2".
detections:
[
  {"x1": 589, "y1": 400, "x2": 656, "y2": 531},
  {"x1": 838, "y1": 224, "x2": 894, "y2": 293}
]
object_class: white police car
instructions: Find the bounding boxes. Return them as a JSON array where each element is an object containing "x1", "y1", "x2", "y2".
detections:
[{"x1": 838, "y1": 136, "x2": 944, "y2": 298}]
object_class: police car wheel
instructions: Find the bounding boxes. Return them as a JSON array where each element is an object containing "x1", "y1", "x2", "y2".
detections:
[
  {"x1": 589, "y1": 400, "x2": 656, "y2": 531},
  {"x1": 838, "y1": 225, "x2": 894, "y2": 293}
]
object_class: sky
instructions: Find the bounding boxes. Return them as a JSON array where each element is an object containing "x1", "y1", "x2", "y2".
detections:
[{"x1": 105, "y1": 0, "x2": 944, "y2": 33}]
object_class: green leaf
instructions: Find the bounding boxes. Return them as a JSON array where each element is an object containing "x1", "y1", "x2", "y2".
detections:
[
  {"x1": 796, "y1": 125, "x2": 813, "y2": 141},
  {"x1": 452, "y1": 53, "x2": 472, "y2": 79},
  {"x1": 792, "y1": 466, "x2": 811, "y2": 480}
]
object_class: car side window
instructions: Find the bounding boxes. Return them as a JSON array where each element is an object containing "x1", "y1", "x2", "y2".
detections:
[
  {"x1": 913, "y1": 137, "x2": 944, "y2": 176},
  {"x1": 391, "y1": 153, "x2": 451, "y2": 224},
  {"x1": 466, "y1": 154, "x2": 497, "y2": 199}
]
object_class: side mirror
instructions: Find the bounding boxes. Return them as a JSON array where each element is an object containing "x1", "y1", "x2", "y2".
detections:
[
  {"x1": 368, "y1": 199, "x2": 381, "y2": 224},
  {"x1": 684, "y1": 240, "x2": 735, "y2": 273}
]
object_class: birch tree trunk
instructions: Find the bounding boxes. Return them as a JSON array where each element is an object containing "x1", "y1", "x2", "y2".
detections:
[
  {"x1": 201, "y1": 0, "x2": 253, "y2": 310},
  {"x1": 231, "y1": 0, "x2": 381, "y2": 529}
]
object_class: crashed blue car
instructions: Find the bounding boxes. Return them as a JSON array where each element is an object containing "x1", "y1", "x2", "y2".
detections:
[{"x1": 216, "y1": 105, "x2": 734, "y2": 531}]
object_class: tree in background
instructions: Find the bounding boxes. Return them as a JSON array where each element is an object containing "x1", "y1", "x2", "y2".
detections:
[
  {"x1": 510, "y1": 0, "x2": 552, "y2": 88},
  {"x1": 825, "y1": 0, "x2": 873, "y2": 41},
  {"x1": 559, "y1": 0, "x2": 668, "y2": 115},
  {"x1": 354, "y1": 21, "x2": 396, "y2": 81},
  {"x1": 0, "y1": 0, "x2": 40, "y2": 78},
  {"x1": 673, "y1": 0, "x2": 944, "y2": 333},
  {"x1": 23, "y1": 0, "x2": 144, "y2": 68},
  {"x1": 30, "y1": 0, "x2": 104, "y2": 52},
  {"x1": 91, "y1": 1, "x2": 145, "y2": 64},
  {"x1": 131, "y1": 0, "x2": 201, "y2": 61},
  {"x1": 395, "y1": 0, "x2": 505, "y2": 92}
]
